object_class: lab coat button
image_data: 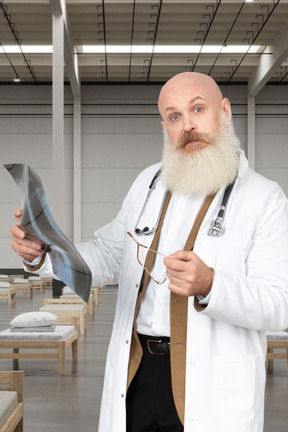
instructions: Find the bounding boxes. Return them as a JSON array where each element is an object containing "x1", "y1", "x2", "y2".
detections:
[
  {"x1": 125, "y1": 340, "x2": 129, "y2": 344},
  {"x1": 121, "y1": 394, "x2": 124, "y2": 398}
]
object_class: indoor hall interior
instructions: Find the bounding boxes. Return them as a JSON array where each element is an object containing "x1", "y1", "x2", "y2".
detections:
[
  {"x1": 0, "y1": 1, "x2": 287, "y2": 431},
  {"x1": 0, "y1": 286, "x2": 286, "y2": 431}
]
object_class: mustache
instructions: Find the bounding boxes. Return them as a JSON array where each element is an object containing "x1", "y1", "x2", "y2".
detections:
[{"x1": 177, "y1": 131, "x2": 212, "y2": 148}]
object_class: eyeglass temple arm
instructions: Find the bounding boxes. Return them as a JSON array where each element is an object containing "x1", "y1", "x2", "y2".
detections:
[{"x1": 127, "y1": 231, "x2": 167, "y2": 258}]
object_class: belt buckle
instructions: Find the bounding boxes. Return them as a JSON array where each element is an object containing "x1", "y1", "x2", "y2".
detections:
[{"x1": 147, "y1": 339, "x2": 166, "y2": 356}]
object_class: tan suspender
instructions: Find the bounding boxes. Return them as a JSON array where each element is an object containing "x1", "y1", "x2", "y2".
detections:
[
  {"x1": 127, "y1": 191, "x2": 172, "y2": 389},
  {"x1": 170, "y1": 193, "x2": 215, "y2": 424},
  {"x1": 127, "y1": 191, "x2": 215, "y2": 425}
]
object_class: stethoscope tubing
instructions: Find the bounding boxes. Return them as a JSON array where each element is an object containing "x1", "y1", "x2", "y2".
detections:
[{"x1": 134, "y1": 168, "x2": 236, "y2": 237}]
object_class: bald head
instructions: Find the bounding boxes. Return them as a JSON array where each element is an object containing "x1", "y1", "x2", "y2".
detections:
[
  {"x1": 157, "y1": 71, "x2": 231, "y2": 150},
  {"x1": 158, "y1": 72, "x2": 224, "y2": 118}
]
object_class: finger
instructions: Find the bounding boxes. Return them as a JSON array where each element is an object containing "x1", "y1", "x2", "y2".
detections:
[
  {"x1": 167, "y1": 250, "x2": 195, "y2": 262},
  {"x1": 14, "y1": 209, "x2": 23, "y2": 225},
  {"x1": 11, "y1": 232, "x2": 43, "y2": 261},
  {"x1": 10, "y1": 224, "x2": 26, "y2": 240},
  {"x1": 12, "y1": 242, "x2": 42, "y2": 261},
  {"x1": 168, "y1": 279, "x2": 190, "y2": 297},
  {"x1": 167, "y1": 272, "x2": 191, "y2": 290},
  {"x1": 165, "y1": 255, "x2": 195, "y2": 274}
]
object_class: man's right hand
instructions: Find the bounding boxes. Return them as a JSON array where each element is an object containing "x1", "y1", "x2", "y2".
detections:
[{"x1": 10, "y1": 209, "x2": 44, "y2": 262}]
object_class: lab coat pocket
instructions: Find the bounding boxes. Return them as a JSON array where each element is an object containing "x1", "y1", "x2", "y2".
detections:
[{"x1": 213, "y1": 355, "x2": 262, "y2": 431}]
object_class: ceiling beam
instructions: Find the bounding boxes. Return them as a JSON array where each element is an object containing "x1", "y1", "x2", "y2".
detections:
[
  {"x1": 49, "y1": 0, "x2": 80, "y2": 96},
  {"x1": 248, "y1": 22, "x2": 288, "y2": 97}
]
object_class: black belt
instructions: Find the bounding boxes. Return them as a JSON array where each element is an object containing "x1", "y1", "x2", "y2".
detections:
[{"x1": 138, "y1": 333, "x2": 170, "y2": 356}]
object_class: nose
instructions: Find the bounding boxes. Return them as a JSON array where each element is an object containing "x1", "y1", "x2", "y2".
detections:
[{"x1": 183, "y1": 114, "x2": 197, "y2": 132}]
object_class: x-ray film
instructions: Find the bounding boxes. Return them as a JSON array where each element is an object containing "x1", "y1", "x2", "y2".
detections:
[{"x1": 5, "y1": 164, "x2": 92, "y2": 303}]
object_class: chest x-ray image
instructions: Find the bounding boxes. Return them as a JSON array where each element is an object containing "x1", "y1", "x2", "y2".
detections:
[{"x1": 5, "y1": 163, "x2": 91, "y2": 302}]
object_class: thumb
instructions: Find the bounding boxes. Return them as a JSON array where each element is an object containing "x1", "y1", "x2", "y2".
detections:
[
  {"x1": 14, "y1": 209, "x2": 23, "y2": 225},
  {"x1": 168, "y1": 250, "x2": 195, "y2": 262}
]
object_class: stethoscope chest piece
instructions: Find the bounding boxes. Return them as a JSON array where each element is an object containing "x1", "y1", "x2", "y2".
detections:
[
  {"x1": 208, "y1": 213, "x2": 225, "y2": 237},
  {"x1": 207, "y1": 180, "x2": 236, "y2": 237}
]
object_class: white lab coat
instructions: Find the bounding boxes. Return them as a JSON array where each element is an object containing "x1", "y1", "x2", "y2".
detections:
[{"x1": 34, "y1": 151, "x2": 288, "y2": 432}]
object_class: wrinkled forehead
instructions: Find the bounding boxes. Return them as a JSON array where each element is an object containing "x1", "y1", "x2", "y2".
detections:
[{"x1": 158, "y1": 73, "x2": 223, "y2": 117}]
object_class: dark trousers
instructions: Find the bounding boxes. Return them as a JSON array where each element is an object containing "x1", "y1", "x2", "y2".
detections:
[{"x1": 126, "y1": 334, "x2": 184, "y2": 432}]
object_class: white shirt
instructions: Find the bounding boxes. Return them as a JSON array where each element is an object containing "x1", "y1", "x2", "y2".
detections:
[{"x1": 136, "y1": 192, "x2": 205, "y2": 336}]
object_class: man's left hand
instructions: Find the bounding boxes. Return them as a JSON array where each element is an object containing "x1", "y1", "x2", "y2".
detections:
[{"x1": 164, "y1": 251, "x2": 214, "y2": 297}]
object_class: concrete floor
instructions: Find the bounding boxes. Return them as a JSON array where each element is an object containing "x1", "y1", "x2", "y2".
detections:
[{"x1": 0, "y1": 285, "x2": 287, "y2": 431}]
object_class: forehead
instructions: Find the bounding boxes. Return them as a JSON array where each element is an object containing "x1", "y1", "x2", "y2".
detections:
[
  {"x1": 159, "y1": 81, "x2": 217, "y2": 116},
  {"x1": 163, "y1": 95, "x2": 206, "y2": 115}
]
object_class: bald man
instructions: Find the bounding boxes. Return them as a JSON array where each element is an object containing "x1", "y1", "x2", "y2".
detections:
[{"x1": 11, "y1": 73, "x2": 288, "y2": 432}]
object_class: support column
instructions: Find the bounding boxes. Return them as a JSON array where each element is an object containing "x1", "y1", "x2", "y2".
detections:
[
  {"x1": 247, "y1": 96, "x2": 256, "y2": 171},
  {"x1": 73, "y1": 96, "x2": 82, "y2": 244},
  {"x1": 52, "y1": 12, "x2": 65, "y2": 229},
  {"x1": 50, "y1": 0, "x2": 81, "y2": 239}
]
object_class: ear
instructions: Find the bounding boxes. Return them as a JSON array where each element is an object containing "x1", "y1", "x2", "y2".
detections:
[
  {"x1": 161, "y1": 121, "x2": 166, "y2": 129},
  {"x1": 221, "y1": 98, "x2": 231, "y2": 118}
]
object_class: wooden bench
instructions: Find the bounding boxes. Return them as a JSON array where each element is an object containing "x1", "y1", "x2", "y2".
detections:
[
  {"x1": 28, "y1": 277, "x2": 45, "y2": 294},
  {"x1": 0, "y1": 318, "x2": 78, "y2": 376},
  {"x1": 0, "y1": 370, "x2": 23, "y2": 432},
  {"x1": 266, "y1": 331, "x2": 288, "y2": 374},
  {"x1": 0, "y1": 276, "x2": 12, "y2": 284},
  {"x1": 58, "y1": 289, "x2": 97, "y2": 316},
  {"x1": 41, "y1": 278, "x2": 53, "y2": 290},
  {"x1": 0, "y1": 284, "x2": 16, "y2": 306},
  {"x1": 40, "y1": 302, "x2": 87, "y2": 335},
  {"x1": 10, "y1": 280, "x2": 33, "y2": 298}
]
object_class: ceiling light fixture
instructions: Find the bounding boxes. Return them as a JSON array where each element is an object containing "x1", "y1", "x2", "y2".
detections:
[
  {"x1": 81, "y1": 45, "x2": 261, "y2": 54},
  {"x1": 0, "y1": 44, "x2": 262, "y2": 55}
]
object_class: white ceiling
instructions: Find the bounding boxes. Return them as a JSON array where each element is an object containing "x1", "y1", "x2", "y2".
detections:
[{"x1": 0, "y1": 0, "x2": 288, "y2": 85}]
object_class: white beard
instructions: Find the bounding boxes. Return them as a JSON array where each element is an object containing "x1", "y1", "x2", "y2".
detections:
[{"x1": 160, "y1": 114, "x2": 240, "y2": 196}]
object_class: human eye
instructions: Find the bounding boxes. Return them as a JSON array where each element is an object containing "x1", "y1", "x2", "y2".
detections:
[
  {"x1": 170, "y1": 113, "x2": 180, "y2": 121},
  {"x1": 194, "y1": 106, "x2": 204, "y2": 113}
]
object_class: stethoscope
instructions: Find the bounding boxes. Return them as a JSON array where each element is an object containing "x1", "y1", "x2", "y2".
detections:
[{"x1": 134, "y1": 169, "x2": 236, "y2": 237}]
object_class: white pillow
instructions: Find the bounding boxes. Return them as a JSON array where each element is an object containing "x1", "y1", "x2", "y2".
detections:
[
  {"x1": 0, "y1": 282, "x2": 10, "y2": 288},
  {"x1": 9, "y1": 311, "x2": 57, "y2": 328},
  {"x1": 62, "y1": 286, "x2": 74, "y2": 295}
]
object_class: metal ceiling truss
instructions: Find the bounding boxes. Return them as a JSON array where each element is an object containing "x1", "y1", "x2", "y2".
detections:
[
  {"x1": 207, "y1": 0, "x2": 246, "y2": 77},
  {"x1": 192, "y1": 0, "x2": 222, "y2": 72},
  {"x1": 228, "y1": 0, "x2": 281, "y2": 82},
  {"x1": 0, "y1": 0, "x2": 37, "y2": 82},
  {"x1": 0, "y1": 0, "x2": 287, "y2": 85}
]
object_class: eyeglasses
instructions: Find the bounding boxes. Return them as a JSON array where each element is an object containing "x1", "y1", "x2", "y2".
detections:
[{"x1": 127, "y1": 231, "x2": 168, "y2": 285}]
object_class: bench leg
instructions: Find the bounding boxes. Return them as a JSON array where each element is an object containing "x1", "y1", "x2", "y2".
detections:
[
  {"x1": 89, "y1": 299, "x2": 94, "y2": 316},
  {"x1": 72, "y1": 339, "x2": 78, "y2": 362},
  {"x1": 14, "y1": 417, "x2": 23, "y2": 432},
  {"x1": 79, "y1": 315, "x2": 86, "y2": 334},
  {"x1": 13, "y1": 348, "x2": 20, "y2": 370},
  {"x1": 58, "y1": 342, "x2": 66, "y2": 375},
  {"x1": 267, "y1": 347, "x2": 274, "y2": 374},
  {"x1": 95, "y1": 288, "x2": 99, "y2": 306}
]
